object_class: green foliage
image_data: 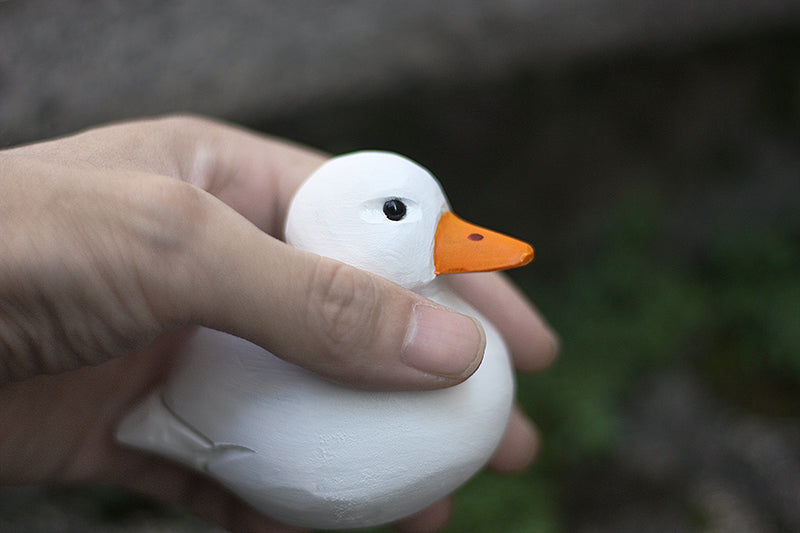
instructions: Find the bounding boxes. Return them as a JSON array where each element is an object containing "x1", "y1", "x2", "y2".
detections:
[
  {"x1": 504, "y1": 190, "x2": 800, "y2": 529},
  {"x1": 520, "y1": 190, "x2": 710, "y2": 464},
  {"x1": 354, "y1": 472, "x2": 558, "y2": 533},
  {"x1": 695, "y1": 219, "x2": 800, "y2": 415}
]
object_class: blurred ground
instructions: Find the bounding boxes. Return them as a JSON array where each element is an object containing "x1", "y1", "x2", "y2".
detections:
[{"x1": 2, "y1": 1, "x2": 800, "y2": 532}]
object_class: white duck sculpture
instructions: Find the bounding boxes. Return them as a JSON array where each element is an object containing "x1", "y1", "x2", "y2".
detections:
[{"x1": 117, "y1": 151, "x2": 533, "y2": 529}]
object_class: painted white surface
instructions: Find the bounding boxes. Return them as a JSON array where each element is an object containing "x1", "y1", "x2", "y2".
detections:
[
  {"x1": 286, "y1": 151, "x2": 448, "y2": 291},
  {"x1": 117, "y1": 152, "x2": 515, "y2": 529}
]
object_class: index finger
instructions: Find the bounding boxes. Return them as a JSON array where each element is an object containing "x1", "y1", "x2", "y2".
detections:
[
  {"x1": 6, "y1": 115, "x2": 326, "y2": 237},
  {"x1": 445, "y1": 271, "x2": 558, "y2": 372}
]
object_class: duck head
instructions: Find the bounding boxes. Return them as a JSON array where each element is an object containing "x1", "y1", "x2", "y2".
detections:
[{"x1": 285, "y1": 151, "x2": 533, "y2": 291}]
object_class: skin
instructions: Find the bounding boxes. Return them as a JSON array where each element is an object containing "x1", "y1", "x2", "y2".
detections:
[{"x1": 0, "y1": 116, "x2": 558, "y2": 532}]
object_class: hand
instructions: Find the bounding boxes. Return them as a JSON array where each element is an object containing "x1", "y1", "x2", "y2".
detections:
[{"x1": 0, "y1": 116, "x2": 558, "y2": 532}]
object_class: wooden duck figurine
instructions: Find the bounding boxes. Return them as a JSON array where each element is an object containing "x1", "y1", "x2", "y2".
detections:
[{"x1": 117, "y1": 151, "x2": 533, "y2": 529}]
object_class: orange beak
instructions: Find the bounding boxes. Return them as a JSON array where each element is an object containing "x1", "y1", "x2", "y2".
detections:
[{"x1": 434, "y1": 212, "x2": 534, "y2": 275}]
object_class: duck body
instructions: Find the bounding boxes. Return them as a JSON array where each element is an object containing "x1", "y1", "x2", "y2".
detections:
[
  {"x1": 122, "y1": 286, "x2": 512, "y2": 529},
  {"x1": 117, "y1": 152, "x2": 531, "y2": 529}
]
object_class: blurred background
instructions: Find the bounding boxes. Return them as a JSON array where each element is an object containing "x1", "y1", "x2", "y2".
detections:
[{"x1": 2, "y1": 1, "x2": 800, "y2": 531}]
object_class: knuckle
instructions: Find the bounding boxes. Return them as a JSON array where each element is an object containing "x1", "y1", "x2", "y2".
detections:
[
  {"x1": 306, "y1": 259, "x2": 382, "y2": 361},
  {"x1": 120, "y1": 177, "x2": 215, "y2": 324},
  {"x1": 131, "y1": 177, "x2": 211, "y2": 253}
]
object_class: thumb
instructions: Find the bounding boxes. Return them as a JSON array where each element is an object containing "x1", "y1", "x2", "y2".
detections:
[{"x1": 169, "y1": 193, "x2": 486, "y2": 391}]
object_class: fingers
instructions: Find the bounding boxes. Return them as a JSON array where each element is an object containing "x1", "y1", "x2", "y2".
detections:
[
  {"x1": 162, "y1": 194, "x2": 485, "y2": 390},
  {"x1": 394, "y1": 497, "x2": 453, "y2": 533},
  {"x1": 9, "y1": 115, "x2": 326, "y2": 235},
  {"x1": 446, "y1": 272, "x2": 558, "y2": 372},
  {"x1": 488, "y1": 404, "x2": 540, "y2": 472},
  {"x1": 447, "y1": 273, "x2": 549, "y2": 474}
]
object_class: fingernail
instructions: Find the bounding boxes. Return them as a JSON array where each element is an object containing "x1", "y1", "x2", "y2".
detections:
[{"x1": 402, "y1": 304, "x2": 485, "y2": 378}]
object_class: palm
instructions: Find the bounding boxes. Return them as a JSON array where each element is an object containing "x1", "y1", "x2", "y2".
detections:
[
  {"x1": 0, "y1": 329, "x2": 184, "y2": 483},
  {"x1": 0, "y1": 329, "x2": 303, "y2": 530}
]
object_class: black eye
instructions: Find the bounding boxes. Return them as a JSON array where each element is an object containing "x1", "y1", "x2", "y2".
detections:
[{"x1": 383, "y1": 199, "x2": 407, "y2": 221}]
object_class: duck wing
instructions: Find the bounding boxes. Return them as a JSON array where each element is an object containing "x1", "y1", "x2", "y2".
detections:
[{"x1": 116, "y1": 390, "x2": 255, "y2": 471}]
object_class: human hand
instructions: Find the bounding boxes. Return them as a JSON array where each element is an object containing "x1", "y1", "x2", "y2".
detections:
[{"x1": 0, "y1": 116, "x2": 558, "y2": 532}]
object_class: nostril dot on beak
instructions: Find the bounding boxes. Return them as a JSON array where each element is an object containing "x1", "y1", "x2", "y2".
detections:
[{"x1": 467, "y1": 233, "x2": 484, "y2": 241}]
